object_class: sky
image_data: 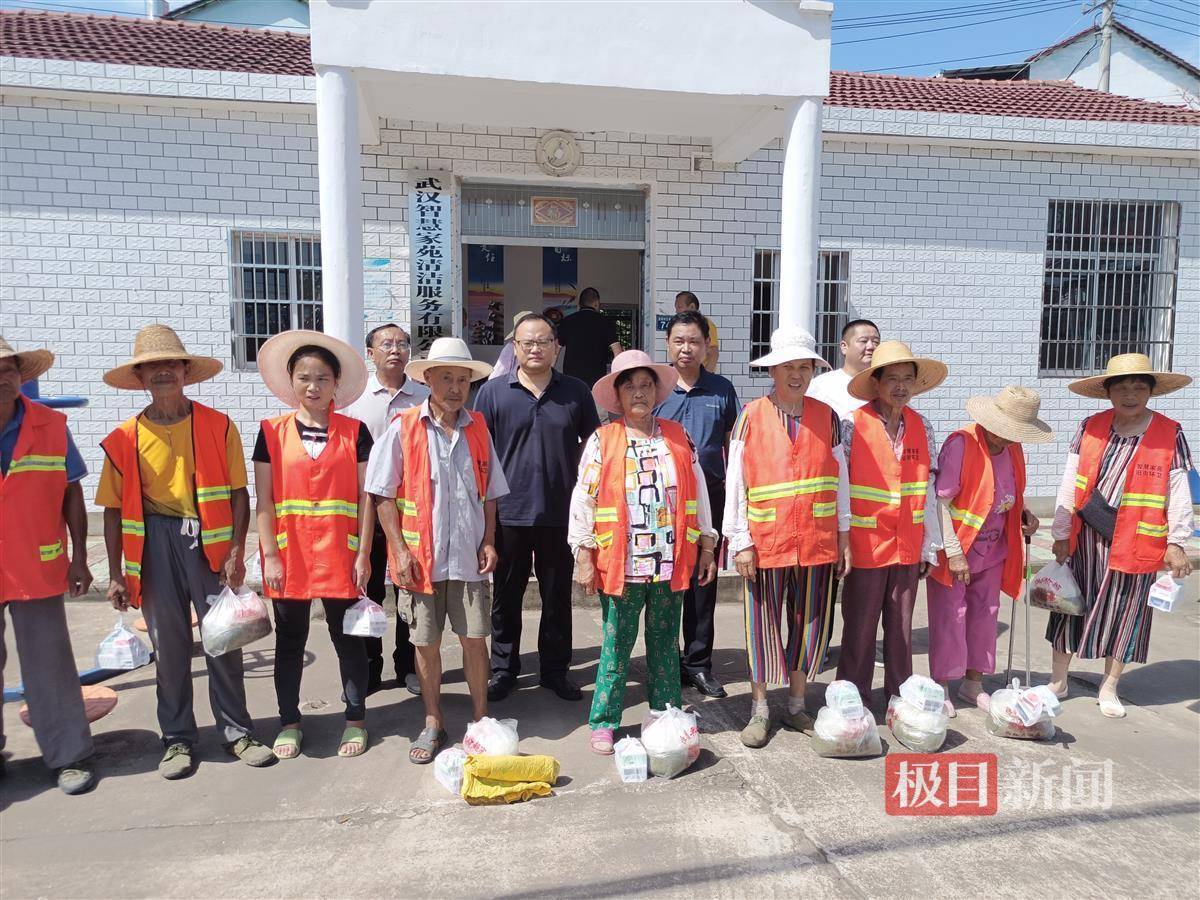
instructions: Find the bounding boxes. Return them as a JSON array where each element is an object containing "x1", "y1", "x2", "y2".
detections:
[{"x1": 0, "y1": 0, "x2": 1196, "y2": 78}]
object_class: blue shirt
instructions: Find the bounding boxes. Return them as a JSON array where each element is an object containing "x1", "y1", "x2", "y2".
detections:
[
  {"x1": 655, "y1": 367, "x2": 740, "y2": 485},
  {"x1": 474, "y1": 370, "x2": 601, "y2": 527},
  {"x1": 0, "y1": 397, "x2": 87, "y2": 482}
]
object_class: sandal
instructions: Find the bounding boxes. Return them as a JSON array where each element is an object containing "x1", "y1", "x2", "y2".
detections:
[
  {"x1": 589, "y1": 727, "x2": 615, "y2": 755},
  {"x1": 409, "y1": 726, "x2": 446, "y2": 764},
  {"x1": 1098, "y1": 696, "x2": 1126, "y2": 719},
  {"x1": 273, "y1": 728, "x2": 303, "y2": 760},
  {"x1": 338, "y1": 726, "x2": 369, "y2": 758}
]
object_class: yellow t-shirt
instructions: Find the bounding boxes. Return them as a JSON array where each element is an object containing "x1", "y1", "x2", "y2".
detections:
[
  {"x1": 706, "y1": 317, "x2": 720, "y2": 349},
  {"x1": 96, "y1": 415, "x2": 247, "y2": 518}
]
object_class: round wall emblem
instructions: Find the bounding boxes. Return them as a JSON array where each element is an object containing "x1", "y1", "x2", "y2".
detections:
[{"x1": 536, "y1": 130, "x2": 582, "y2": 177}]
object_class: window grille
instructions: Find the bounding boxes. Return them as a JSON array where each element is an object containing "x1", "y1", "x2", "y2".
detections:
[
  {"x1": 230, "y1": 231, "x2": 322, "y2": 369},
  {"x1": 751, "y1": 249, "x2": 851, "y2": 371}
]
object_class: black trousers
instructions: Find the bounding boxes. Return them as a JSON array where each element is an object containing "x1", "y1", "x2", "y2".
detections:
[
  {"x1": 272, "y1": 598, "x2": 369, "y2": 726},
  {"x1": 490, "y1": 524, "x2": 574, "y2": 679},
  {"x1": 681, "y1": 481, "x2": 725, "y2": 677},
  {"x1": 364, "y1": 528, "x2": 415, "y2": 682}
]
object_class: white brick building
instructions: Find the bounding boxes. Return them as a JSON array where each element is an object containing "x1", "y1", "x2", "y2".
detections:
[{"x1": 1, "y1": 10, "x2": 1196, "y2": 502}]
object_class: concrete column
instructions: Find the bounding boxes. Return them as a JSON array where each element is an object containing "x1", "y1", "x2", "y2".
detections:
[
  {"x1": 777, "y1": 97, "x2": 823, "y2": 332},
  {"x1": 315, "y1": 66, "x2": 363, "y2": 346}
]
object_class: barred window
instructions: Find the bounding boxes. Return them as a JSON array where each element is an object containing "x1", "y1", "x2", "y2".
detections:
[
  {"x1": 230, "y1": 231, "x2": 322, "y2": 369},
  {"x1": 751, "y1": 249, "x2": 851, "y2": 372},
  {"x1": 1039, "y1": 200, "x2": 1179, "y2": 376}
]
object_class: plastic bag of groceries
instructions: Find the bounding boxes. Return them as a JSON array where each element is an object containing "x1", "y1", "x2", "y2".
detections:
[
  {"x1": 613, "y1": 737, "x2": 648, "y2": 783},
  {"x1": 641, "y1": 705, "x2": 701, "y2": 779},
  {"x1": 886, "y1": 695, "x2": 950, "y2": 753},
  {"x1": 1147, "y1": 573, "x2": 1184, "y2": 613},
  {"x1": 1030, "y1": 561, "x2": 1084, "y2": 616},
  {"x1": 812, "y1": 705, "x2": 883, "y2": 758},
  {"x1": 343, "y1": 593, "x2": 387, "y2": 638},
  {"x1": 899, "y1": 674, "x2": 946, "y2": 713},
  {"x1": 986, "y1": 679, "x2": 1059, "y2": 741},
  {"x1": 96, "y1": 616, "x2": 152, "y2": 670},
  {"x1": 201, "y1": 585, "x2": 271, "y2": 656},
  {"x1": 463, "y1": 717, "x2": 520, "y2": 756},
  {"x1": 434, "y1": 746, "x2": 467, "y2": 795}
]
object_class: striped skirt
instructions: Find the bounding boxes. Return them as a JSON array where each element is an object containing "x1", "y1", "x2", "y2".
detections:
[{"x1": 744, "y1": 563, "x2": 836, "y2": 685}]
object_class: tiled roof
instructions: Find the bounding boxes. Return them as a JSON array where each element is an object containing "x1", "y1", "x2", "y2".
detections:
[
  {"x1": 2, "y1": 11, "x2": 1197, "y2": 126},
  {"x1": 1027, "y1": 20, "x2": 1200, "y2": 81}
]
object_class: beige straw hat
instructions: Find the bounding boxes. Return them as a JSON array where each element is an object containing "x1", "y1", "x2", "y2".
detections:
[
  {"x1": 848, "y1": 340, "x2": 948, "y2": 401},
  {"x1": 965, "y1": 386, "x2": 1054, "y2": 445},
  {"x1": 406, "y1": 336, "x2": 493, "y2": 384},
  {"x1": 104, "y1": 324, "x2": 222, "y2": 391},
  {"x1": 1068, "y1": 353, "x2": 1192, "y2": 400},
  {"x1": 505, "y1": 310, "x2": 537, "y2": 342},
  {"x1": 257, "y1": 329, "x2": 368, "y2": 410},
  {"x1": 592, "y1": 349, "x2": 678, "y2": 415},
  {"x1": 0, "y1": 336, "x2": 54, "y2": 382}
]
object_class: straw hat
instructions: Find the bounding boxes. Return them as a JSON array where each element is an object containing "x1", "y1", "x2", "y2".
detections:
[
  {"x1": 1068, "y1": 353, "x2": 1192, "y2": 400},
  {"x1": 592, "y1": 349, "x2": 678, "y2": 415},
  {"x1": 750, "y1": 325, "x2": 830, "y2": 369},
  {"x1": 848, "y1": 340, "x2": 948, "y2": 401},
  {"x1": 0, "y1": 336, "x2": 54, "y2": 382},
  {"x1": 965, "y1": 386, "x2": 1054, "y2": 445},
  {"x1": 104, "y1": 324, "x2": 222, "y2": 391},
  {"x1": 505, "y1": 310, "x2": 537, "y2": 342},
  {"x1": 406, "y1": 336, "x2": 493, "y2": 384},
  {"x1": 257, "y1": 329, "x2": 368, "y2": 410}
]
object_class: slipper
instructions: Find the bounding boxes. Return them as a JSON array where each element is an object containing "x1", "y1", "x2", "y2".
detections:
[
  {"x1": 956, "y1": 686, "x2": 990, "y2": 711},
  {"x1": 943, "y1": 699, "x2": 958, "y2": 719},
  {"x1": 589, "y1": 727, "x2": 615, "y2": 755},
  {"x1": 409, "y1": 726, "x2": 446, "y2": 764},
  {"x1": 1098, "y1": 697, "x2": 1126, "y2": 719},
  {"x1": 273, "y1": 728, "x2": 303, "y2": 760},
  {"x1": 338, "y1": 726, "x2": 369, "y2": 758}
]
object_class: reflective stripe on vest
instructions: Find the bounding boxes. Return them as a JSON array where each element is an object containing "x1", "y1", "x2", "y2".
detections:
[{"x1": 8, "y1": 454, "x2": 66, "y2": 475}]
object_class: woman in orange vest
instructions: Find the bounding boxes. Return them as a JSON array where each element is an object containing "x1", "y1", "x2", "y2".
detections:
[
  {"x1": 254, "y1": 330, "x2": 373, "y2": 758},
  {"x1": 1046, "y1": 354, "x2": 1193, "y2": 718},
  {"x1": 928, "y1": 387, "x2": 1051, "y2": 716},
  {"x1": 836, "y1": 341, "x2": 947, "y2": 707},
  {"x1": 724, "y1": 326, "x2": 850, "y2": 748},
  {"x1": 569, "y1": 350, "x2": 718, "y2": 755}
]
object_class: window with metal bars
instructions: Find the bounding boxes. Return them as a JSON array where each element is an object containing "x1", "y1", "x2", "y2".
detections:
[
  {"x1": 1039, "y1": 200, "x2": 1179, "y2": 376},
  {"x1": 230, "y1": 231, "x2": 323, "y2": 369},
  {"x1": 751, "y1": 249, "x2": 851, "y2": 372}
]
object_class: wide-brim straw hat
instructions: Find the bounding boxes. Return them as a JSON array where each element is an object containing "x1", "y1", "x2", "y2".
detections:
[
  {"x1": 1068, "y1": 352, "x2": 1192, "y2": 400},
  {"x1": 592, "y1": 349, "x2": 678, "y2": 415},
  {"x1": 104, "y1": 324, "x2": 223, "y2": 391},
  {"x1": 848, "y1": 340, "x2": 948, "y2": 401},
  {"x1": 0, "y1": 336, "x2": 54, "y2": 382},
  {"x1": 406, "y1": 336, "x2": 493, "y2": 384},
  {"x1": 257, "y1": 329, "x2": 368, "y2": 410},
  {"x1": 965, "y1": 386, "x2": 1054, "y2": 445},
  {"x1": 504, "y1": 310, "x2": 536, "y2": 342},
  {"x1": 750, "y1": 325, "x2": 830, "y2": 369}
]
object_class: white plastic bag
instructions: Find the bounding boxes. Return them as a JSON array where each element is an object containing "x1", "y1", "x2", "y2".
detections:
[
  {"x1": 886, "y1": 695, "x2": 949, "y2": 753},
  {"x1": 898, "y1": 674, "x2": 945, "y2": 713},
  {"x1": 1148, "y1": 573, "x2": 1184, "y2": 613},
  {"x1": 343, "y1": 594, "x2": 387, "y2": 638},
  {"x1": 825, "y1": 679, "x2": 865, "y2": 713},
  {"x1": 812, "y1": 705, "x2": 882, "y2": 758},
  {"x1": 613, "y1": 737, "x2": 648, "y2": 783},
  {"x1": 463, "y1": 717, "x2": 519, "y2": 756},
  {"x1": 201, "y1": 585, "x2": 271, "y2": 656},
  {"x1": 1030, "y1": 561, "x2": 1084, "y2": 616},
  {"x1": 96, "y1": 616, "x2": 152, "y2": 670},
  {"x1": 641, "y1": 705, "x2": 700, "y2": 778},
  {"x1": 434, "y1": 746, "x2": 467, "y2": 796},
  {"x1": 987, "y1": 679, "x2": 1058, "y2": 741}
]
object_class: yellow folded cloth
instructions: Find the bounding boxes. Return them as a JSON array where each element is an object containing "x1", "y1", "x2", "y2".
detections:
[{"x1": 461, "y1": 754, "x2": 560, "y2": 806}]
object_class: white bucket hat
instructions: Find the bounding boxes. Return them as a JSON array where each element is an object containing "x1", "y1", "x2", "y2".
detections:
[
  {"x1": 406, "y1": 336, "x2": 493, "y2": 384},
  {"x1": 750, "y1": 325, "x2": 830, "y2": 369}
]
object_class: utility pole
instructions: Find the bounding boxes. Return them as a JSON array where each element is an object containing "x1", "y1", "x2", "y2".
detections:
[{"x1": 1097, "y1": 0, "x2": 1115, "y2": 92}]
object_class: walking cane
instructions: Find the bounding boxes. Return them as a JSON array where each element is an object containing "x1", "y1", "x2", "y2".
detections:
[{"x1": 1004, "y1": 534, "x2": 1034, "y2": 687}]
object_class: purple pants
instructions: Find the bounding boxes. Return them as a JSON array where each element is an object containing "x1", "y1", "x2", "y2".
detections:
[
  {"x1": 926, "y1": 560, "x2": 1004, "y2": 682},
  {"x1": 836, "y1": 563, "x2": 919, "y2": 703}
]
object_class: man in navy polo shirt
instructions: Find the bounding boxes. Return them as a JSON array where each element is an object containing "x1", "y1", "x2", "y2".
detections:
[
  {"x1": 474, "y1": 312, "x2": 601, "y2": 702},
  {"x1": 656, "y1": 309, "x2": 740, "y2": 698}
]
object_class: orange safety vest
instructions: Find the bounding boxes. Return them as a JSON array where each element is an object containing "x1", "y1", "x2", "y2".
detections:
[
  {"x1": 261, "y1": 411, "x2": 361, "y2": 600},
  {"x1": 592, "y1": 418, "x2": 700, "y2": 597},
  {"x1": 931, "y1": 424, "x2": 1027, "y2": 598},
  {"x1": 1072, "y1": 409, "x2": 1175, "y2": 574},
  {"x1": 847, "y1": 404, "x2": 930, "y2": 569},
  {"x1": 0, "y1": 396, "x2": 70, "y2": 601},
  {"x1": 393, "y1": 405, "x2": 491, "y2": 595},
  {"x1": 100, "y1": 402, "x2": 235, "y2": 609},
  {"x1": 740, "y1": 395, "x2": 839, "y2": 568}
]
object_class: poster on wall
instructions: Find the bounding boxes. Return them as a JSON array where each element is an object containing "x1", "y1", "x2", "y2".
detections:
[
  {"x1": 542, "y1": 246, "x2": 578, "y2": 325},
  {"x1": 466, "y1": 244, "x2": 505, "y2": 346},
  {"x1": 408, "y1": 173, "x2": 454, "y2": 354}
]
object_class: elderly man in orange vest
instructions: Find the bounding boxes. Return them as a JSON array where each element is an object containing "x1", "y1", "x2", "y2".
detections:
[
  {"x1": 98, "y1": 325, "x2": 275, "y2": 779},
  {"x1": 0, "y1": 338, "x2": 97, "y2": 794}
]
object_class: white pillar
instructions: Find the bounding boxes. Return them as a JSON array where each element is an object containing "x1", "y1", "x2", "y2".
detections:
[
  {"x1": 778, "y1": 97, "x2": 823, "y2": 332},
  {"x1": 315, "y1": 66, "x2": 363, "y2": 347}
]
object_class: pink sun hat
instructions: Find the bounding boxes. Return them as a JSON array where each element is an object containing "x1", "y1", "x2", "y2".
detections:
[{"x1": 591, "y1": 349, "x2": 678, "y2": 415}]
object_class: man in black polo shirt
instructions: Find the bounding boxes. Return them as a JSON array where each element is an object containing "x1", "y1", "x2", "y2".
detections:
[
  {"x1": 474, "y1": 312, "x2": 601, "y2": 701},
  {"x1": 555, "y1": 286, "x2": 622, "y2": 388}
]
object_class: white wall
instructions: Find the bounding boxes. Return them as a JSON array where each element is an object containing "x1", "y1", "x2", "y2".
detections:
[{"x1": 1031, "y1": 32, "x2": 1200, "y2": 106}]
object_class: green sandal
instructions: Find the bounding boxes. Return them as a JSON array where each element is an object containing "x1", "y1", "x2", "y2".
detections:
[
  {"x1": 273, "y1": 728, "x2": 303, "y2": 760},
  {"x1": 338, "y1": 726, "x2": 369, "y2": 758}
]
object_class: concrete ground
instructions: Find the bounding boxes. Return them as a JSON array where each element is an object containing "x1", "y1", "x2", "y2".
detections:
[{"x1": 2, "y1": 557, "x2": 1197, "y2": 899}]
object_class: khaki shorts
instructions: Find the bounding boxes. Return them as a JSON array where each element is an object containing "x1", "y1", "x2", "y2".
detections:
[{"x1": 398, "y1": 580, "x2": 492, "y2": 645}]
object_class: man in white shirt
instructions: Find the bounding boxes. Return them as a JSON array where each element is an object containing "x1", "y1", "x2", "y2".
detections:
[
  {"x1": 806, "y1": 319, "x2": 881, "y2": 419},
  {"x1": 343, "y1": 323, "x2": 430, "y2": 696}
]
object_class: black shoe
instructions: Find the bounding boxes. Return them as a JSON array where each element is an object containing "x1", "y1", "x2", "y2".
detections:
[
  {"x1": 488, "y1": 672, "x2": 517, "y2": 702},
  {"x1": 540, "y1": 673, "x2": 582, "y2": 702},
  {"x1": 684, "y1": 671, "x2": 727, "y2": 698}
]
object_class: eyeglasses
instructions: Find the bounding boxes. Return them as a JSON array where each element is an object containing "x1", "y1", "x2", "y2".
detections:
[
  {"x1": 516, "y1": 339, "x2": 556, "y2": 350},
  {"x1": 375, "y1": 340, "x2": 409, "y2": 351}
]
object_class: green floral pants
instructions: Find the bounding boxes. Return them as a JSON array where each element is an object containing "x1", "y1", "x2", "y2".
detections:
[{"x1": 588, "y1": 582, "x2": 684, "y2": 730}]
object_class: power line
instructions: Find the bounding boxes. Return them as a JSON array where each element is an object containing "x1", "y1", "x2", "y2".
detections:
[
  {"x1": 859, "y1": 45, "x2": 1049, "y2": 73},
  {"x1": 1119, "y1": 6, "x2": 1199, "y2": 27},
  {"x1": 834, "y1": 0, "x2": 1061, "y2": 30},
  {"x1": 1121, "y1": 13, "x2": 1200, "y2": 35},
  {"x1": 837, "y1": 2, "x2": 1078, "y2": 47},
  {"x1": 1147, "y1": 0, "x2": 1199, "y2": 18}
]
